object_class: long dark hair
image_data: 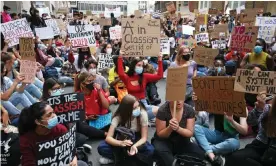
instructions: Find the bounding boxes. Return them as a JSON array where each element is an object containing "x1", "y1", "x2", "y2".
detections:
[
  {"x1": 127, "y1": 57, "x2": 144, "y2": 87},
  {"x1": 113, "y1": 95, "x2": 146, "y2": 128},
  {"x1": 78, "y1": 47, "x2": 91, "y2": 69},
  {"x1": 113, "y1": 55, "x2": 125, "y2": 74},
  {"x1": 42, "y1": 78, "x2": 59, "y2": 101},
  {"x1": 84, "y1": 57, "x2": 98, "y2": 70},
  {"x1": 262, "y1": 96, "x2": 276, "y2": 136},
  {"x1": 1, "y1": 61, "x2": 5, "y2": 86},
  {"x1": 18, "y1": 101, "x2": 49, "y2": 135},
  {"x1": 101, "y1": 43, "x2": 112, "y2": 54}
]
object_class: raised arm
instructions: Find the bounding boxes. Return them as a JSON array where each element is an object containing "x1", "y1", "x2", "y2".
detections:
[{"x1": 117, "y1": 54, "x2": 129, "y2": 83}]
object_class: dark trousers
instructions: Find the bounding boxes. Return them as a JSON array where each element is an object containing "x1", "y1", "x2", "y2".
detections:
[
  {"x1": 146, "y1": 82, "x2": 159, "y2": 100},
  {"x1": 225, "y1": 139, "x2": 267, "y2": 166},
  {"x1": 77, "y1": 121, "x2": 106, "y2": 139},
  {"x1": 152, "y1": 136, "x2": 205, "y2": 166}
]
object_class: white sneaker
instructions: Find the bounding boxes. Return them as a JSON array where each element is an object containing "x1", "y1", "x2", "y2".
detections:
[{"x1": 99, "y1": 157, "x2": 114, "y2": 165}]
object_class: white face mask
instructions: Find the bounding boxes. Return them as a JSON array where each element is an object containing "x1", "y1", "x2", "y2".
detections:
[{"x1": 106, "y1": 48, "x2": 112, "y2": 54}]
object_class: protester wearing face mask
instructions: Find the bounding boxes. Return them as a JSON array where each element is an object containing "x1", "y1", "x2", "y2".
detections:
[
  {"x1": 207, "y1": 58, "x2": 226, "y2": 76},
  {"x1": 76, "y1": 47, "x2": 92, "y2": 72},
  {"x1": 241, "y1": 38, "x2": 274, "y2": 71},
  {"x1": 18, "y1": 102, "x2": 87, "y2": 166},
  {"x1": 101, "y1": 43, "x2": 113, "y2": 55},
  {"x1": 98, "y1": 95, "x2": 154, "y2": 165},
  {"x1": 1, "y1": 5, "x2": 12, "y2": 23},
  {"x1": 117, "y1": 51, "x2": 163, "y2": 121},
  {"x1": 41, "y1": 78, "x2": 63, "y2": 101}
]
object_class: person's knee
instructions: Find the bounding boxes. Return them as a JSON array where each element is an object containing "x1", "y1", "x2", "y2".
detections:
[
  {"x1": 144, "y1": 143, "x2": 155, "y2": 156},
  {"x1": 227, "y1": 138, "x2": 240, "y2": 152},
  {"x1": 97, "y1": 141, "x2": 110, "y2": 155},
  {"x1": 194, "y1": 124, "x2": 203, "y2": 134}
]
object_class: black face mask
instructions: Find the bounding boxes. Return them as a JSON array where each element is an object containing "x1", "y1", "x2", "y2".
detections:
[
  {"x1": 182, "y1": 54, "x2": 190, "y2": 61},
  {"x1": 86, "y1": 82, "x2": 94, "y2": 91}
]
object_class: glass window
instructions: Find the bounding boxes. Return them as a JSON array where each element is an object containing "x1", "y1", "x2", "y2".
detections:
[
  {"x1": 233, "y1": 1, "x2": 239, "y2": 9},
  {"x1": 240, "y1": 1, "x2": 245, "y2": 6},
  {"x1": 93, "y1": 4, "x2": 97, "y2": 11},
  {"x1": 204, "y1": 1, "x2": 207, "y2": 8},
  {"x1": 121, "y1": 5, "x2": 123, "y2": 12},
  {"x1": 200, "y1": 1, "x2": 204, "y2": 9},
  {"x1": 98, "y1": 4, "x2": 101, "y2": 11},
  {"x1": 183, "y1": 1, "x2": 188, "y2": 6},
  {"x1": 102, "y1": 4, "x2": 105, "y2": 10},
  {"x1": 124, "y1": 5, "x2": 127, "y2": 12}
]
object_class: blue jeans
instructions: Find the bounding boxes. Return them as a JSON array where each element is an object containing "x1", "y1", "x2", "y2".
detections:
[
  {"x1": 34, "y1": 77, "x2": 43, "y2": 89},
  {"x1": 25, "y1": 83, "x2": 42, "y2": 100},
  {"x1": 140, "y1": 99, "x2": 155, "y2": 120},
  {"x1": 149, "y1": 60, "x2": 169, "y2": 72},
  {"x1": 194, "y1": 124, "x2": 240, "y2": 155},
  {"x1": 98, "y1": 140, "x2": 154, "y2": 159},
  {"x1": 1, "y1": 92, "x2": 32, "y2": 115}
]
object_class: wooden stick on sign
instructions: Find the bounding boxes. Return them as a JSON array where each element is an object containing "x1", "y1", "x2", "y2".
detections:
[{"x1": 173, "y1": 101, "x2": 177, "y2": 118}]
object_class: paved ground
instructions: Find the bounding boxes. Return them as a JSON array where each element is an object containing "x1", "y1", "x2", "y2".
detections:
[{"x1": 63, "y1": 79, "x2": 254, "y2": 166}]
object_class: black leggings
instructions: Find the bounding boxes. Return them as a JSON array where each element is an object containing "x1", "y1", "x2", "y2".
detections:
[{"x1": 77, "y1": 121, "x2": 106, "y2": 139}]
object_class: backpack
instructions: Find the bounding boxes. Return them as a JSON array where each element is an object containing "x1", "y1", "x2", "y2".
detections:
[
  {"x1": 43, "y1": 66, "x2": 59, "y2": 79},
  {"x1": 172, "y1": 154, "x2": 207, "y2": 166}
]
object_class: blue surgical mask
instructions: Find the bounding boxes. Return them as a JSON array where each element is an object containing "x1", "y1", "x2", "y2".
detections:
[
  {"x1": 46, "y1": 116, "x2": 59, "y2": 129},
  {"x1": 254, "y1": 46, "x2": 263, "y2": 55},
  {"x1": 51, "y1": 89, "x2": 62, "y2": 96},
  {"x1": 132, "y1": 109, "x2": 141, "y2": 117},
  {"x1": 52, "y1": 44, "x2": 56, "y2": 48},
  {"x1": 217, "y1": 67, "x2": 222, "y2": 73},
  {"x1": 13, "y1": 60, "x2": 18, "y2": 68},
  {"x1": 38, "y1": 44, "x2": 47, "y2": 51},
  {"x1": 135, "y1": 67, "x2": 143, "y2": 75}
]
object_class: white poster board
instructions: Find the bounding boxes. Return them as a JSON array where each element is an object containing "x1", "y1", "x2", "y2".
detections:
[
  {"x1": 104, "y1": 7, "x2": 121, "y2": 18},
  {"x1": 94, "y1": 25, "x2": 101, "y2": 32},
  {"x1": 1, "y1": 18, "x2": 34, "y2": 47},
  {"x1": 35, "y1": 27, "x2": 54, "y2": 40},
  {"x1": 182, "y1": 25, "x2": 195, "y2": 35},
  {"x1": 98, "y1": 53, "x2": 114, "y2": 70},
  {"x1": 255, "y1": 17, "x2": 276, "y2": 43},
  {"x1": 195, "y1": 33, "x2": 209, "y2": 43},
  {"x1": 109, "y1": 26, "x2": 121, "y2": 40},
  {"x1": 68, "y1": 24, "x2": 96, "y2": 48},
  {"x1": 160, "y1": 38, "x2": 170, "y2": 55},
  {"x1": 45, "y1": 19, "x2": 61, "y2": 36}
]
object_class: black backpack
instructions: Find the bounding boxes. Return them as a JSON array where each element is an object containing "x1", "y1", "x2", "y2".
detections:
[{"x1": 172, "y1": 154, "x2": 207, "y2": 166}]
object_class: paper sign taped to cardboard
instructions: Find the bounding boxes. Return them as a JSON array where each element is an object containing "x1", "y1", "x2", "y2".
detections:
[
  {"x1": 20, "y1": 60, "x2": 37, "y2": 84},
  {"x1": 192, "y1": 77, "x2": 246, "y2": 117},
  {"x1": 35, "y1": 27, "x2": 54, "y2": 40},
  {"x1": 98, "y1": 53, "x2": 114, "y2": 70},
  {"x1": 166, "y1": 66, "x2": 188, "y2": 101},
  {"x1": 19, "y1": 37, "x2": 36, "y2": 61},
  {"x1": 68, "y1": 24, "x2": 96, "y2": 48},
  {"x1": 195, "y1": 33, "x2": 209, "y2": 43},
  {"x1": 109, "y1": 26, "x2": 121, "y2": 40},
  {"x1": 234, "y1": 69, "x2": 276, "y2": 95},
  {"x1": 160, "y1": 38, "x2": 170, "y2": 55},
  {"x1": 230, "y1": 26, "x2": 258, "y2": 52},
  {"x1": 194, "y1": 47, "x2": 219, "y2": 66},
  {"x1": 255, "y1": 17, "x2": 276, "y2": 43},
  {"x1": 121, "y1": 18, "x2": 160, "y2": 57}
]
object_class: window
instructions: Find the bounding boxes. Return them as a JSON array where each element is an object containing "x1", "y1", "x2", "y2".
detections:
[
  {"x1": 199, "y1": 1, "x2": 210, "y2": 9},
  {"x1": 200, "y1": 1, "x2": 204, "y2": 9},
  {"x1": 102, "y1": 4, "x2": 105, "y2": 10},
  {"x1": 228, "y1": 1, "x2": 245, "y2": 9},
  {"x1": 98, "y1": 4, "x2": 101, "y2": 11},
  {"x1": 183, "y1": 1, "x2": 188, "y2": 6},
  {"x1": 124, "y1": 5, "x2": 127, "y2": 12}
]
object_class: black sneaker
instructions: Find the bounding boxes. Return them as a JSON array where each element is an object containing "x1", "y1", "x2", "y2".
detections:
[{"x1": 211, "y1": 156, "x2": 225, "y2": 166}]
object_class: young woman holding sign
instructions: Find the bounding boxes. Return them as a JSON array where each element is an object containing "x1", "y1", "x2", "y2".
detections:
[
  {"x1": 18, "y1": 102, "x2": 87, "y2": 166},
  {"x1": 117, "y1": 51, "x2": 163, "y2": 120}
]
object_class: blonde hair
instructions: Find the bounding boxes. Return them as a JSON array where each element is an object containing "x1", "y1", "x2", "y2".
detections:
[{"x1": 175, "y1": 46, "x2": 191, "y2": 65}]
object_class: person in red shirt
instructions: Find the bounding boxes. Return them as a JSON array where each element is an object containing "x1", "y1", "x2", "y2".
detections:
[
  {"x1": 18, "y1": 102, "x2": 87, "y2": 166},
  {"x1": 117, "y1": 52, "x2": 163, "y2": 120},
  {"x1": 225, "y1": 50, "x2": 246, "y2": 62}
]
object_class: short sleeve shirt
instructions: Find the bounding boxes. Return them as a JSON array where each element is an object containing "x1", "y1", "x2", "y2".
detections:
[
  {"x1": 156, "y1": 101, "x2": 195, "y2": 128},
  {"x1": 111, "y1": 110, "x2": 148, "y2": 132},
  {"x1": 1, "y1": 77, "x2": 13, "y2": 93},
  {"x1": 94, "y1": 75, "x2": 109, "y2": 90}
]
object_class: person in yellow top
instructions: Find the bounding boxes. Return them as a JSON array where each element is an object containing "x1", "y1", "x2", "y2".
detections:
[{"x1": 240, "y1": 38, "x2": 274, "y2": 71}]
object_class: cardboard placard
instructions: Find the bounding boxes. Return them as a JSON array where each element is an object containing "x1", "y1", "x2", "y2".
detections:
[
  {"x1": 160, "y1": 38, "x2": 170, "y2": 55},
  {"x1": 45, "y1": 19, "x2": 60, "y2": 36},
  {"x1": 35, "y1": 27, "x2": 54, "y2": 40},
  {"x1": 104, "y1": 7, "x2": 121, "y2": 18},
  {"x1": 98, "y1": 53, "x2": 114, "y2": 70},
  {"x1": 196, "y1": 14, "x2": 207, "y2": 32},
  {"x1": 211, "y1": 40, "x2": 227, "y2": 49},
  {"x1": 47, "y1": 93, "x2": 85, "y2": 124},
  {"x1": 19, "y1": 37, "x2": 35, "y2": 61},
  {"x1": 67, "y1": 24, "x2": 96, "y2": 48},
  {"x1": 166, "y1": 2, "x2": 176, "y2": 13},
  {"x1": 99, "y1": 18, "x2": 111, "y2": 26},
  {"x1": 55, "y1": 19, "x2": 66, "y2": 31},
  {"x1": 194, "y1": 47, "x2": 218, "y2": 66},
  {"x1": 134, "y1": 10, "x2": 142, "y2": 18},
  {"x1": 192, "y1": 77, "x2": 246, "y2": 117},
  {"x1": 230, "y1": 26, "x2": 258, "y2": 52},
  {"x1": 208, "y1": 8, "x2": 218, "y2": 15},
  {"x1": 182, "y1": 25, "x2": 195, "y2": 35},
  {"x1": 210, "y1": 24, "x2": 228, "y2": 39},
  {"x1": 240, "y1": 9, "x2": 261, "y2": 23},
  {"x1": 109, "y1": 26, "x2": 121, "y2": 40},
  {"x1": 19, "y1": 60, "x2": 37, "y2": 84},
  {"x1": 255, "y1": 17, "x2": 276, "y2": 43},
  {"x1": 234, "y1": 69, "x2": 276, "y2": 95},
  {"x1": 121, "y1": 18, "x2": 160, "y2": 57},
  {"x1": 166, "y1": 66, "x2": 188, "y2": 101},
  {"x1": 195, "y1": 33, "x2": 209, "y2": 43},
  {"x1": 1, "y1": 18, "x2": 34, "y2": 47},
  {"x1": 178, "y1": 39, "x2": 197, "y2": 48},
  {"x1": 37, "y1": 124, "x2": 76, "y2": 166}
]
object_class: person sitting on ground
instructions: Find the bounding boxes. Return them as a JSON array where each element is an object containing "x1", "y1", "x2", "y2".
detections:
[
  {"x1": 98, "y1": 94, "x2": 154, "y2": 165},
  {"x1": 152, "y1": 100, "x2": 205, "y2": 166},
  {"x1": 76, "y1": 47, "x2": 92, "y2": 72},
  {"x1": 59, "y1": 50, "x2": 76, "y2": 86}
]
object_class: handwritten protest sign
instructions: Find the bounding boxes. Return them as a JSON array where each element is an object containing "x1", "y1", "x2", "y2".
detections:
[
  {"x1": 134, "y1": 10, "x2": 142, "y2": 18},
  {"x1": 160, "y1": 38, "x2": 170, "y2": 55},
  {"x1": 37, "y1": 124, "x2": 76, "y2": 166},
  {"x1": 211, "y1": 40, "x2": 227, "y2": 49},
  {"x1": 230, "y1": 26, "x2": 258, "y2": 52},
  {"x1": 98, "y1": 53, "x2": 114, "y2": 70},
  {"x1": 234, "y1": 69, "x2": 276, "y2": 95},
  {"x1": 166, "y1": 2, "x2": 176, "y2": 13},
  {"x1": 35, "y1": 27, "x2": 54, "y2": 40},
  {"x1": 210, "y1": 24, "x2": 228, "y2": 39},
  {"x1": 192, "y1": 77, "x2": 246, "y2": 117},
  {"x1": 45, "y1": 19, "x2": 60, "y2": 36},
  {"x1": 19, "y1": 38, "x2": 35, "y2": 61},
  {"x1": 1, "y1": 18, "x2": 34, "y2": 47},
  {"x1": 178, "y1": 39, "x2": 197, "y2": 48},
  {"x1": 255, "y1": 17, "x2": 276, "y2": 43},
  {"x1": 166, "y1": 66, "x2": 188, "y2": 101},
  {"x1": 47, "y1": 93, "x2": 85, "y2": 124},
  {"x1": 240, "y1": 9, "x2": 261, "y2": 23},
  {"x1": 196, "y1": 14, "x2": 207, "y2": 32},
  {"x1": 104, "y1": 7, "x2": 121, "y2": 18},
  {"x1": 109, "y1": 26, "x2": 121, "y2": 40},
  {"x1": 195, "y1": 33, "x2": 209, "y2": 43},
  {"x1": 94, "y1": 25, "x2": 101, "y2": 32},
  {"x1": 194, "y1": 47, "x2": 218, "y2": 66},
  {"x1": 68, "y1": 24, "x2": 96, "y2": 48},
  {"x1": 121, "y1": 18, "x2": 160, "y2": 57},
  {"x1": 182, "y1": 25, "x2": 195, "y2": 35},
  {"x1": 19, "y1": 60, "x2": 37, "y2": 84},
  {"x1": 99, "y1": 18, "x2": 111, "y2": 26}
]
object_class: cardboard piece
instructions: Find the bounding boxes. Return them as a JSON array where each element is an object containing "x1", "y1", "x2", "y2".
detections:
[
  {"x1": 19, "y1": 37, "x2": 35, "y2": 61},
  {"x1": 99, "y1": 18, "x2": 111, "y2": 26},
  {"x1": 192, "y1": 77, "x2": 246, "y2": 117},
  {"x1": 230, "y1": 26, "x2": 259, "y2": 52},
  {"x1": 47, "y1": 93, "x2": 85, "y2": 124},
  {"x1": 166, "y1": 66, "x2": 188, "y2": 101},
  {"x1": 234, "y1": 69, "x2": 276, "y2": 95},
  {"x1": 178, "y1": 39, "x2": 197, "y2": 48},
  {"x1": 45, "y1": 19, "x2": 60, "y2": 36},
  {"x1": 208, "y1": 8, "x2": 218, "y2": 15},
  {"x1": 240, "y1": 9, "x2": 262, "y2": 23},
  {"x1": 67, "y1": 24, "x2": 96, "y2": 48},
  {"x1": 196, "y1": 14, "x2": 207, "y2": 32},
  {"x1": 195, "y1": 33, "x2": 209, "y2": 43},
  {"x1": 1, "y1": 18, "x2": 34, "y2": 47},
  {"x1": 37, "y1": 124, "x2": 76, "y2": 166},
  {"x1": 255, "y1": 17, "x2": 276, "y2": 43},
  {"x1": 98, "y1": 53, "x2": 114, "y2": 70},
  {"x1": 134, "y1": 10, "x2": 142, "y2": 18},
  {"x1": 193, "y1": 47, "x2": 219, "y2": 66},
  {"x1": 166, "y1": 2, "x2": 176, "y2": 13},
  {"x1": 160, "y1": 38, "x2": 170, "y2": 55},
  {"x1": 210, "y1": 24, "x2": 228, "y2": 39},
  {"x1": 121, "y1": 18, "x2": 160, "y2": 57},
  {"x1": 35, "y1": 27, "x2": 54, "y2": 40},
  {"x1": 19, "y1": 60, "x2": 37, "y2": 84},
  {"x1": 109, "y1": 26, "x2": 121, "y2": 40}
]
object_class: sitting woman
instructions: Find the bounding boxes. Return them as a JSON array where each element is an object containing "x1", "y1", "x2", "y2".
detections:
[
  {"x1": 98, "y1": 94, "x2": 154, "y2": 165},
  {"x1": 152, "y1": 100, "x2": 205, "y2": 166},
  {"x1": 75, "y1": 47, "x2": 92, "y2": 72},
  {"x1": 18, "y1": 102, "x2": 87, "y2": 166},
  {"x1": 117, "y1": 51, "x2": 163, "y2": 120},
  {"x1": 1, "y1": 61, "x2": 32, "y2": 118}
]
